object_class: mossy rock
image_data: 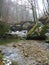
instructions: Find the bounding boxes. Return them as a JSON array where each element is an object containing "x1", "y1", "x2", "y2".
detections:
[
  {"x1": 27, "y1": 23, "x2": 38, "y2": 36},
  {"x1": 27, "y1": 22, "x2": 48, "y2": 40}
]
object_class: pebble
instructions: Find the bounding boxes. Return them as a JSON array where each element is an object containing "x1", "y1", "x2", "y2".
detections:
[
  {"x1": 46, "y1": 57, "x2": 48, "y2": 60},
  {"x1": 24, "y1": 53, "x2": 28, "y2": 57},
  {"x1": 37, "y1": 59, "x2": 41, "y2": 63}
]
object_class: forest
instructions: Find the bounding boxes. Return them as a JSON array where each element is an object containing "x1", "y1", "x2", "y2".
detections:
[{"x1": 0, "y1": 0, "x2": 49, "y2": 65}]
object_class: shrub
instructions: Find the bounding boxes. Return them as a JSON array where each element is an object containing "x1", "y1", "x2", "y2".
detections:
[{"x1": 0, "y1": 20, "x2": 9, "y2": 38}]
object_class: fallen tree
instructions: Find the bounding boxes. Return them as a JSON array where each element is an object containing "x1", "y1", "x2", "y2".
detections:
[{"x1": 27, "y1": 22, "x2": 48, "y2": 40}]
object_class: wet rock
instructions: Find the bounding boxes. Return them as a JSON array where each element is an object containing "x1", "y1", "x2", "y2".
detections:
[
  {"x1": 34, "y1": 54, "x2": 37, "y2": 57},
  {"x1": 13, "y1": 44, "x2": 17, "y2": 48},
  {"x1": 37, "y1": 59, "x2": 41, "y2": 63},
  {"x1": 3, "y1": 58, "x2": 12, "y2": 65},
  {"x1": 2, "y1": 49, "x2": 13, "y2": 56},
  {"x1": 24, "y1": 53, "x2": 28, "y2": 57},
  {"x1": 45, "y1": 61, "x2": 49, "y2": 65},
  {"x1": 46, "y1": 57, "x2": 48, "y2": 60},
  {"x1": 18, "y1": 44, "x2": 22, "y2": 46},
  {"x1": 36, "y1": 64, "x2": 39, "y2": 65}
]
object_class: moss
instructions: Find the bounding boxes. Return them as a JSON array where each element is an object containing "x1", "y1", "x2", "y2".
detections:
[
  {"x1": 27, "y1": 23, "x2": 48, "y2": 40},
  {"x1": 27, "y1": 23, "x2": 38, "y2": 37},
  {"x1": 11, "y1": 61, "x2": 19, "y2": 65},
  {"x1": 0, "y1": 53, "x2": 3, "y2": 60},
  {"x1": 0, "y1": 38, "x2": 20, "y2": 45}
]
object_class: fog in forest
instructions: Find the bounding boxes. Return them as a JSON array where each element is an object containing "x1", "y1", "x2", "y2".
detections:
[{"x1": 0, "y1": 0, "x2": 49, "y2": 24}]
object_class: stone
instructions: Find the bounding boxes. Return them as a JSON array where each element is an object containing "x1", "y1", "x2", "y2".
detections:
[
  {"x1": 45, "y1": 62, "x2": 48, "y2": 65},
  {"x1": 18, "y1": 44, "x2": 22, "y2": 46},
  {"x1": 46, "y1": 57, "x2": 48, "y2": 60},
  {"x1": 24, "y1": 53, "x2": 28, "y2": 57},
  {"x1": 13, "y1": 44, "x2": 17, "y2": 48},
  {"x1": 43, "y1": 61, "x2": 49, "y2": 65},
  {"x1": 37, "y1": 59, "x2": 41, "y2": 63}
]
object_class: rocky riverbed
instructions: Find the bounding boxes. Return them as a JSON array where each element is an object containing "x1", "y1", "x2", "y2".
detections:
[{"x1": 0, "y1": 40, "x2": 49, "y2": 65}]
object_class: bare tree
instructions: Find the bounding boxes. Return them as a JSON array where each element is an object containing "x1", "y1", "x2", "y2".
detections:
[
  {"x1": 27, "y1": 0, "x2": 38, "y2": 22},
  {"x1": 0, "y1": 0, "x2": 3, "y2": 17},
  {"x1": 46, "y1": 0, "x2": 49, "y2": 14}
]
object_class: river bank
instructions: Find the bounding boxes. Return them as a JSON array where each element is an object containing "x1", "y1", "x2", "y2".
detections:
[{"x1": 0, "y1": 40, "x2": 49, "y2": 65}]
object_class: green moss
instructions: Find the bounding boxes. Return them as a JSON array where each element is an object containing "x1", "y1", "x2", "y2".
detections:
[
  {"x1": 27, "y1": 23, "x2": 38, "y2": 37},
  {"x1": 11, "y1": 61, "x2": 19, "y2": 65},
  {"x1": 0, "y1": 38, "x2": 20, "y2": 45},
  {"x1": 27, "y1": 22, "x2": 48, "y2": 40},
  {"x1": 0, "y1": 53, "x2": 3, "y2": 60}
]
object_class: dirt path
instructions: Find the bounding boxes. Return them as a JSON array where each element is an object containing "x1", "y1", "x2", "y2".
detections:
[{"x1": 0, "y1": 40, "x2": 49, "y2": 65}]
